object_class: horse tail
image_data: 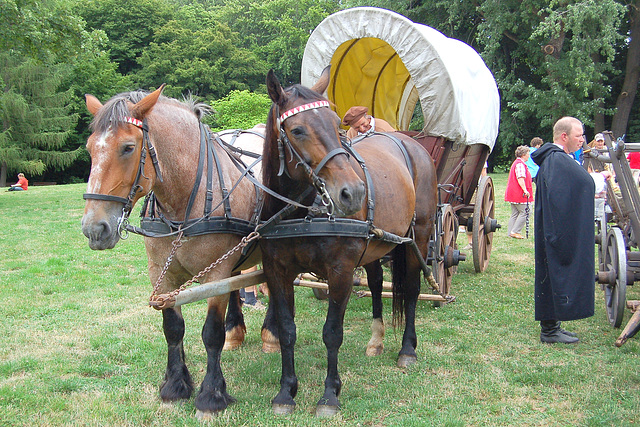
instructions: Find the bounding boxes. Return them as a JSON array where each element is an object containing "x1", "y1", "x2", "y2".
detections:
[{"x1": 391, "y1": 244, "x2": 407, "y2": 328}]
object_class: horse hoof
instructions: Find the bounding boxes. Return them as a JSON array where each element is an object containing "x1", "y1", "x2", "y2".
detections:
[
  {"x1": 262, "y1": 342, "x2": 281, "y2": 353},
  {"x1": 223, "y1": 326, "x2": 245, "y2": 351},
  {"x1": 365, "y1": 344, "x2": 383, "y2": 356},
  {"x1": 261, "y1": 329, "x2": 281, "y2": 353},
  {"x1": 223, "y1": 339, "x2": 242, "y2": 351},
  {"x1": 397, "y1": 354, "x2": 417, "y2": 368},
  {"x1": 196, "y1": 409, "x2": 221, "y2": 421},
  {"x1": 316, "y1": 404, "x2": 339, "y2": 417},
  {"x1": 272, "y1": 403, "x2": 295, "y2": 415}
]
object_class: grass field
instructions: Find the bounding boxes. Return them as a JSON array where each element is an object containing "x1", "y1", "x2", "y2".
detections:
[{"x1": 1, "y1": 175, "x2": 640, "y2": 426}]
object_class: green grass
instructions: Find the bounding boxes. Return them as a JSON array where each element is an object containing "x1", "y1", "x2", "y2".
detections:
[{"x1": 1, "y1": 177, "x2": 640, "y2": 426}]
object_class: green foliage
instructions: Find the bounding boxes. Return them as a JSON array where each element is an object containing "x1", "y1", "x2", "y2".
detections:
[
  {"x1": 135, "y1": 4, "x2": 269, "y2": 99},
  {"x1": 215, "y1": 0, "x2": 341, "y2": 85},
  {"x1": 0, "y1": 53, "x2": 82, "y2": 178},
  {"x1": 79, "y1": 0, "x2": 173, "y2": 76},
  {"x1": 207, "y1": 90, "x2": 271, "y2": 131},
  {"x1": 0, "y1": 0, "x2": 85, "y2": 63}
]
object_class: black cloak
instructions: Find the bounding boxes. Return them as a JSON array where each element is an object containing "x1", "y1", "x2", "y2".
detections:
[{"x1": 531, "y1": 143, "x2": 595, "y2": 321}]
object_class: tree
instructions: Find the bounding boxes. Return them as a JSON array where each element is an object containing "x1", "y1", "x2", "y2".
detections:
[
  {"x1": 0, "y1": 0, "x2": 101, "y2": 186},
  {"x1": 611, "y1": 0, "x2": 640, "y2": 139},
  {"x1": 134, "y1": 4, "x2": 269, "y2": 99},
  {"x1": 79, "y1": 0, "x2": 173, "y2": 76},
  {"x1": 215, "y1": 0, "x2": 341, "y2": 85},
  {"x1": 206, "y1": 90, "x2": 271, "y2": 131},
  {"x1": 0, "y1": 53, "x2": 82, "y2": 186}
]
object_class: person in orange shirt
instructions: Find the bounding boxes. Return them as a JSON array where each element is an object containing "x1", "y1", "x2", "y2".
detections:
[
  {"x1": 7, "y1": 173, "x2": 28, "y2": 191},
  {"x1": 342, "y1": 106, "x2": 395, "y2": 139}
]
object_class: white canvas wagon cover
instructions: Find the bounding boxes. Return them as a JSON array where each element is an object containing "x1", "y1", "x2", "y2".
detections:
[{"x1": 301, "y1": 7, "x2": 499, "y2": 150}]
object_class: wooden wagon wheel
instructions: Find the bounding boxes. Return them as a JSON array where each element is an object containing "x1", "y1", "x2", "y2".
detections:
[
  {"x1": 601, "y1": 227, "x2": 628, "y2": 328},
  {"x1": 471, "y1": 176, "x2": 499, "y2": 273},
  {"x1": 433, "y1": 204, "x2": 459, "y2": 306}
]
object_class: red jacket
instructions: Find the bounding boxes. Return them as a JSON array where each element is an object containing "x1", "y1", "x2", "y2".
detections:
[
  {"x1": 504, "y1": 158, "x2": 533, "y2": 203},
  {"x1": 16, "y1": 177, "x2": 28, "y2": 190}
]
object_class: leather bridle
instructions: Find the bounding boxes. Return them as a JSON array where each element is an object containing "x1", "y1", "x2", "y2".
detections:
[
  {"x1": 276, "y1": 100, "x2": 349, "y2": 216},
  {"x1": 83, "y1": 117, "x2": 163, "y2": 238}
]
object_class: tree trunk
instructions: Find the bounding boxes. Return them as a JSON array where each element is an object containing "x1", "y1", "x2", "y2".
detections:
[
  {"x1": 0, "y1": 161, "x2": 6, "y2": 187},
  {"x1": 592, "y1": 52, "x2": 606, "y2": 133},
  {"x1": 612, "y1": 1, "x2": 640, "y2": 139}
]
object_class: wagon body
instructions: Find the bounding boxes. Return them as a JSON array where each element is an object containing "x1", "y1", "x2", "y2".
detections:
[{"x1": 301, "y1": 7, "x2": 501, "y2": 279}]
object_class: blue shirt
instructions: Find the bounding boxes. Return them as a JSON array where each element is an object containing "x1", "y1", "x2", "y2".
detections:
[{"x1": 526, "y1": 147, "x2": 539, "y2": 177}]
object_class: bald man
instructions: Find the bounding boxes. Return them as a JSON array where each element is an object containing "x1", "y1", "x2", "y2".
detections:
[{"x1": 531, "y1": 116, "x2": 595, "y2": 344}]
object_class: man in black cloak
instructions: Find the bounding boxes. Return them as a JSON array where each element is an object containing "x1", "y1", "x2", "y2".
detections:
[{"x1": 531, "y1": 116, "x2": 595, "y2": 344}]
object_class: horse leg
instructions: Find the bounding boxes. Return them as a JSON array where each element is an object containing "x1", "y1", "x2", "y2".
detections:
[
  {"x1": 261, "y1": 301, "x2": 281, "y2": 353},
  {"x1": 223, "y1": 290, "x2": 246, "y2": 351},
  {"x1": 195, "y1": 296, "x2": 236, "y2": 419},
  {"x1": 263, "y1": 258, "x2": 298, "y2": 414},
  {"x1": 159, "y1": 307, "x2": 194, "y2": 402},
  {"x1": 316, "y1": 270, "x2": 352, "y2": 417},
  {"x1": 395, "y1": 245, "x2": 420, "y2": 369},
  {"x1": 364, "y1": 260, "x2": 384, "y2": 356}
]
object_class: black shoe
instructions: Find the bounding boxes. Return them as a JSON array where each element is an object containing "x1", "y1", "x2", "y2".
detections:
[
  {"x1": 540, "y1": 320, "x2": 579, "y2": 344},
  {"x1": 558, "y1": 322, "x2": 578, "y2": 337}
]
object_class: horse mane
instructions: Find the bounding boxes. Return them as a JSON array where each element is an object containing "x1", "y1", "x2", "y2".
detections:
[
  {"x1": 90, "y1": 90, "x2": 211, "y2": 133},
  {"x1": 262, "y1": 84, "x2": 327, "y2": 216}
]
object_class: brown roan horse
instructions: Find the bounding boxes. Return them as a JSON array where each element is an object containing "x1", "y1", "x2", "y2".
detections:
[
  {"x1": 81, "y1": 87, "x2": 264, "y2": 419},
  {"x1": 260, "y1": 68, "x2": 438, "y2": 416}
]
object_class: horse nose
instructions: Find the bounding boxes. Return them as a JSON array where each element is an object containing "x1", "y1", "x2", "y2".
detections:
[
  {"x1": 82, "y1": 218, "x2": 114, "y2": 248},
  {"x1": 339, "y1": 181, "x2": 366, "y2": 213}
]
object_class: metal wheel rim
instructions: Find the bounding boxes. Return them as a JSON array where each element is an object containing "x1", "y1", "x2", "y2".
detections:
[
  {"x1": 472, "y1": 176, "x2": 495, "y2": 273},
  {"x1": 603, "y1": 227, "x2": 627, "y2": 328}
]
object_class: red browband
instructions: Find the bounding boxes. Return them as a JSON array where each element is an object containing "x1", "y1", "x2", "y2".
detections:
[
  {"x1": 278, "y1": 101, "x2": 330, "y2": 125},
  {"x1": 123, "y1": 116, "x2": 144, "y2": 128}
]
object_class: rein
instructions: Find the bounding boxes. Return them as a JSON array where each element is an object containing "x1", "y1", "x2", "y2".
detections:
[{"x1": 83, "y1": 117, "x2": 163, "y2": 239}]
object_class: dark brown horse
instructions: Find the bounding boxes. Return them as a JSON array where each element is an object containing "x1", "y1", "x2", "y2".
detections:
[
  {"x1": 259, "y1": 68, "x2": 438, "y2": 416},
  {"x1": 81, "y1": 87, "x2": 264, "y2": 419}
]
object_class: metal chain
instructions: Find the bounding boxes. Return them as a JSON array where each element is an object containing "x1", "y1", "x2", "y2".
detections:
[
  {"x1": 148, "y1": 231, "x2": 261, "y2": 309},
  {"x1": 150, "y1": 229, "x2": 185, "y2": 297}
]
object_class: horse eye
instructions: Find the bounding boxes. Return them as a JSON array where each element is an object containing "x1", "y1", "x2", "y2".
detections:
[
  {"x1": 290, "y1": 127, "x2": 305, "y2": 137},
  {"x1": 122, "y1": 144, "x2": 136, "y2": 155}
]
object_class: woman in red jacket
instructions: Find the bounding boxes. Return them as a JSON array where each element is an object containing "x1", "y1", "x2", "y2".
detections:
[{"x1": 504, "y1": 146, "x2": 533, "y2": 239}]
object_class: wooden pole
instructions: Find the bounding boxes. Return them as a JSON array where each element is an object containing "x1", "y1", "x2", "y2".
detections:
[
  {"x1": 173, "y1": 270, "x2": 266, "y2": 307},
  {"x1": 166, "y1": 270, "x2": 452, "y2": 307}
]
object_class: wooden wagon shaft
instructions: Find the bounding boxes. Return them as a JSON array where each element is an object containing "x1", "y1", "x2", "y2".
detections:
[
  {"x1": 294, "y1": 277, "x2": 449, "y2": 302},
  {"x1": 173, "y1": 270, "x2": 266, "y2": 307},
  {"x1": 299, "y1": 273, "x2": 392, "y2": 290},
  {"x1": 354, "y1": 290, "x2": 450, "y2": 302},
  {"x1": 165, "y1": 269, "x2": 448, "y2": 308}
]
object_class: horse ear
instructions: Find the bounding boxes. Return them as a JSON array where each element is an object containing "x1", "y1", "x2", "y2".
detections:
[
  {"x1": 131, "y1": 84, "x2": 166, "y2": 119},
  {"x1": 266, "y1": 70, "x2": 286, "y2": 107},
  {"x1": 310, "y1": 65, "x2": 331, "y2": 94},
  {"x1": 85, "y1": 94, "x2": 103, "y2": 116}
]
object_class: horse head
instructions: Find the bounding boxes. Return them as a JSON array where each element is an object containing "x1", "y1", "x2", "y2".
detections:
[
  {"x1": 82, "y1": 85, "x2": 165, "y2": 250},
  {"x1": 264, "y1": 67, "x2": 365, "y2": 217}
]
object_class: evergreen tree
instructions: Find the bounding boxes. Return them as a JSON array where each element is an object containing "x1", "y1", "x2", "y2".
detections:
[{"x1": 0, "y1": 53, "x2": 82, "y2": 186}]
